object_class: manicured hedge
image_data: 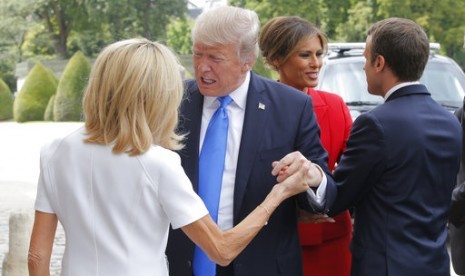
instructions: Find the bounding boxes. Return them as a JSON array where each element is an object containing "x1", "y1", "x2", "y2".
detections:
[
  {"x1": 53, "y1": 51, "x2": 90, "y2": 121},
  {"x1": 13, "y1": 62, "x2": 57, "y2": 122},
  {"x1": 43, "y1": 94, "x2": 55, "y2": 121},
  {"x1": 0, "y1": 79, "x2": 13, "y2": 121}
]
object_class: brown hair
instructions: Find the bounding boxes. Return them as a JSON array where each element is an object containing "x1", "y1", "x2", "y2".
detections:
[
  {"x1": 367, "y1": 17, "x2": 429, "y2": 81},
  {"x1": 259, "y1": 16, "x2": 328, "y2": 71}
]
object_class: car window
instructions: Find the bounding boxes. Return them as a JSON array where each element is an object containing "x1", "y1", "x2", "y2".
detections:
[
  {"x1": 319, "y1": 60, "x2": 382, "y2": 104},
  {"x1": 319, "y1": 57, "x2": 465, "y2": 110},
  {"x1": 421, "y1": 61, "x2": 465, "y2": 105}
]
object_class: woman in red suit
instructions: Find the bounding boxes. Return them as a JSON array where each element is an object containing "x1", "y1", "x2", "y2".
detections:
[{"x1": 259, "y1": 16, "x2": 353, "y2": 276}]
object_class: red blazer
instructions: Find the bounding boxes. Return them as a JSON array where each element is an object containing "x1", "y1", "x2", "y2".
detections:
[{"x1": 299, "y1": 88, "x2": 352, "y2": 245}]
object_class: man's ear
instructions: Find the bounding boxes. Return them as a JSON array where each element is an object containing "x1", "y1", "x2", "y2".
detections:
[
  {"x1": 375, "y1": 54, "x2": 385, "y2": 73},
  {"x1": 242, "y1": 61, "x2": 254, "y2": 72}
]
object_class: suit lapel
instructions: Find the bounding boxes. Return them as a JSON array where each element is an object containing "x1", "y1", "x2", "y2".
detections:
[
  {"x1": 233, "y1": 73, "x2": 269, "y2": 220},
  {"x1": 181, "y1": 75, "x2": 271, "y2": 219}
]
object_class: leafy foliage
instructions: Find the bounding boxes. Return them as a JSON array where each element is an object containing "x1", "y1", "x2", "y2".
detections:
[
  {"x1": 0, "y1": 0, "x2": 38, "y2": 91},
  {"x1": 334, "y1": 2, "x2": 374, "y2": 42},
  {"x1": 252, "y1": 55, "x2": 277, "y2": 80},
  {"x1": 0, "y1": 51, "x2": 17, "y2": 93},
  {"x1": 0, "y1": 0, "x2": 38, "y2": 62},
  {"x1": 0, "y1": 0, "x2": 464, "y2": 83},
  {"x1": 13, "y1": 61, "x2": 57, "y2": 122},
  {"x1": 101, "y1": 0, "x2": 187, "y2": 42},
  {"x1": 167, "y1": 16, "x2": 193, "y2": 55},
  {"x1": 53, "y1": 51, "x2": 90, "y2": 121},
  {"x1": 229, "y1": 0, "x2": 465, "y2": 70}
]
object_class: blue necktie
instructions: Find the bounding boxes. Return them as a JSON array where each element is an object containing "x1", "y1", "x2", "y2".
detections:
[{"x1": 193, "y1": 95, "x2": 233, "y2": 276}]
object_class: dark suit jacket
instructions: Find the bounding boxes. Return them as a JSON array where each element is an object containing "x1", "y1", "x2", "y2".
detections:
[
  {"x1": 165, "y1": 72, "x2": 336, "y2": 276},
  {"x1": 328, "y1": 84, "x2": 461, "y2": 276},
  {"x1": 449, "y1": 100, "x2": 465, "y2": 275}
]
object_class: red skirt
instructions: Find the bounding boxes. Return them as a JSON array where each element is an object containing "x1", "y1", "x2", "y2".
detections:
[{"x1": 299, "y1": 210, "x2": 352, "y2": 276}]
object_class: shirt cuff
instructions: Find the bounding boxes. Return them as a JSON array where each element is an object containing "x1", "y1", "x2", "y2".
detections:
[{"x1": 305, "y1": 164, "x2": 327, "y2": 205}]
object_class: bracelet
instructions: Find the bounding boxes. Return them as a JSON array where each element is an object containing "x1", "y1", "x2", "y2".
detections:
[{"x1": 259, "y1": 204, "x2": 271, "y2": 225}]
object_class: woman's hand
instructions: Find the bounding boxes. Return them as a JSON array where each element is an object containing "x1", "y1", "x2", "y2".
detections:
[{"x1": 271, "y1": 151, "x2": 323, "y2": 188}]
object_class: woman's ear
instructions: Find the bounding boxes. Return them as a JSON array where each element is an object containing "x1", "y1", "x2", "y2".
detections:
[{"x1": 272, "y1": 59, "x2": 280, "y2": 70}]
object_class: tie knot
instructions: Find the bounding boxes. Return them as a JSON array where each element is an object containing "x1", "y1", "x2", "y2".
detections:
[{"x1": 218, "y1": 95, "x2": 233, "y2": 108}]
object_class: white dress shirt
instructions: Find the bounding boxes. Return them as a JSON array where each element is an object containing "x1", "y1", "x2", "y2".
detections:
[
  {"x1": 384, "y1": 81, "x2": 420, "y2": 100},
  {"x1": 199, "y1": 72, "x2": 327, "y2": 230},
  {"x1": 199, "y1": 72, "x2": 250, "y2": 230}
]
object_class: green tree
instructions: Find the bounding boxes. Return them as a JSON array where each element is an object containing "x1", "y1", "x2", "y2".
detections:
[
  {"x1": 252, "y1": 55, "x2": 277, "y2": 80},
  {"x1": 33, "y1": 0, "x2": 93, "y2": 59},
  {"x1": 422, "y1": 0, "x2": 465, "y2": 68},
  {"x1": 375, "y1": 0, "x2": 465, "y2": 69},
  {"x1": 0, "y1": 49, "x2": 17, "y2": 93},
  {"x1": 0, "y1": 0, "x2": 38, "y2": 91},
  {"x1": 0, "y1": 0, "x2": 190, "y2": 60},
  {"x1": 67, "y1": 29, "x2": 112, "y2": 58},
  {"x1": 0, "y1": 78, "x2": 13, "y2": 120},
  {"x1": 53, "y1": 51, "x2": 90, "y2": 121},
  {"x1": 228, "y1": 0, "x2": 351, "y2": 39},
  {"x1": 103, "y1": 0, "x2": 187, "y2": 41},
  {"x1": 13, "y1": 61, "x2": 57, "y2": 122},
  {"x1": 166, "y1": 16, "x2": 193, "y2": 55},
  {"x1": 229, "y1": 0, "x2": 324, "y2": 25},
  {"x1": 0, "y1": 0, "x2": 38, "y2": 62},
  {"x1": 334, "y1": 2, "x2": 374, "y2": 42}
]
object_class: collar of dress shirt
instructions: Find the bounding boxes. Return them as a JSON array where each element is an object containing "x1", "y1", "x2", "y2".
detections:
[
  {"x1": 384, "y1": 81, "x2": 421, "y2": 101},
  {"x1": 203, "y1": 71, "x2": 250, "y2": 110}
]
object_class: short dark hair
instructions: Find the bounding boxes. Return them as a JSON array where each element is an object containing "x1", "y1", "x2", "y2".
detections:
[{"x1": 367, "y1": 17, "x2": 429, "y2": 81}]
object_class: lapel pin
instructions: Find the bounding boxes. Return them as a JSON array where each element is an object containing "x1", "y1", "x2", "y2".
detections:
[{"x1": 258, "y1": 102, "x2": 266, "y2": 110}]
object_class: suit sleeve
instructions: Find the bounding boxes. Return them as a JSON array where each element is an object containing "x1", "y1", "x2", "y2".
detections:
[
  {"x1": 328, "y1": 112, "x2": 386, "y2": 216},
  {"x1": 296, "y1": 96, "x2": 337, "y2": 213}
]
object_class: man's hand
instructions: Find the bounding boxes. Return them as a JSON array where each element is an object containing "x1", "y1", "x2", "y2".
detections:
[
  {"x1": 271, "y1": 151, "x2": 323, "y2": 188},
  {"x1": 298, "y1": 209, "x2": 335, "y2": 223}
]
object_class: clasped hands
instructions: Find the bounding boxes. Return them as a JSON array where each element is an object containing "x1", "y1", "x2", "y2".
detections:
[
  {"x1": 271, "y1": 151, "x2": 322, "y2": 188},
  {"x1": 271, "y1": 151, "x2": 335, "y2": 224}
]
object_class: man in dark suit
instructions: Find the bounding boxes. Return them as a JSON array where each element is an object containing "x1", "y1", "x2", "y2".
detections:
[
  {"x1": 449, "y1": 98, "x2": 465, "y2": 276},
  {"x1": 165, "y1": 5, "x2": 335, "y2": 276},
  {"x1": 324, "y1": 18, "x2": 462, "y2": 275}
]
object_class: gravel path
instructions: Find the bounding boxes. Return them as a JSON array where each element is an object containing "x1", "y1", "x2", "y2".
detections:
[{"x1": 0, "y1": 122, "x2": 82, "y2": 275}]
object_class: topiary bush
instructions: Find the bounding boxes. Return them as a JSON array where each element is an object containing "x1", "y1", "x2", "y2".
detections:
[
  {"x1": 13, "y1": 62, "x2": 57, "y2": 123},
  {"x1": 46, "y1": 67, "x2": 59, "y2": 87},
  {"x1": 43, "y1": 94, "x2": 55, "y2": 121},
  {"x1": 43, "y1": 66, "x2": 59, "y2": 121},
  {"x1": 53, "y1": 51, "x2": 90, "y2": 121},
  {"x1": 0, "y1": 78, "x2": 13, "y2": 120}
]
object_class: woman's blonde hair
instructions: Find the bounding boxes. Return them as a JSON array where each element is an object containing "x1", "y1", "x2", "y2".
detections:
[{"x1": 82, "y1": 38, "x2": 184, "y2": 155}]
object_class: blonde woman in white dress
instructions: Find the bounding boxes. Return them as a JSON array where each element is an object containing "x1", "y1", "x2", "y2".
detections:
[{"x1": 27, "y1": 38, "x2": 316, "y2": 276}]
